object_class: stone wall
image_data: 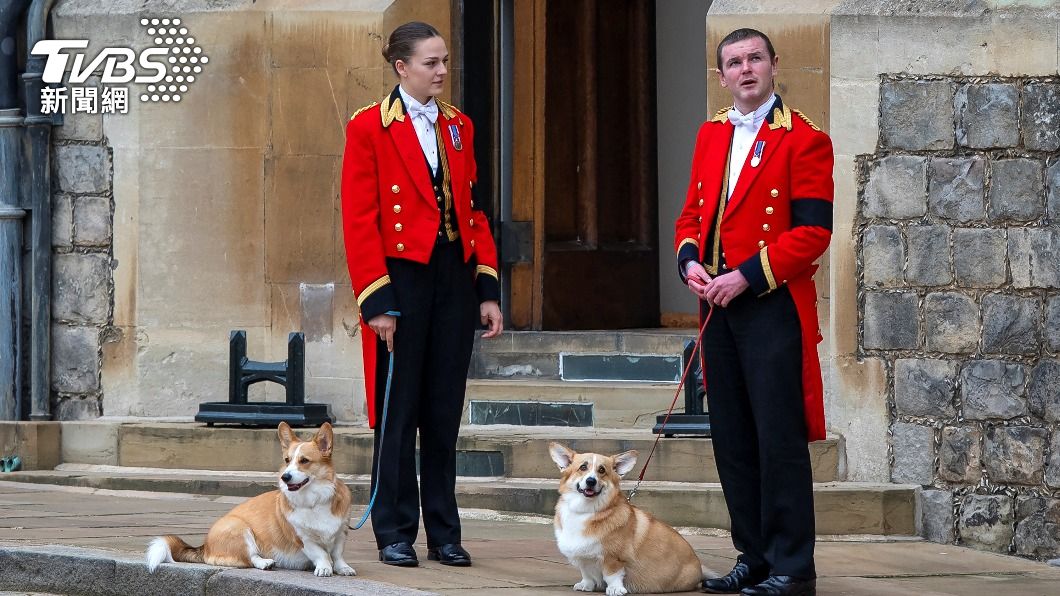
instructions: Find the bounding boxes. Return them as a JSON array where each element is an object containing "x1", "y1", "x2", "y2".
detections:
[
  {"x1": 858, "y1": 75, "x2": 1060, "y2": 557},
  {"x1": 50, "y1": 76, "x2": 112, "y2": 421}
]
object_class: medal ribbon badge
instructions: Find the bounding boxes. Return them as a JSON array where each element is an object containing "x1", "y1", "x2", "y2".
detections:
[
  {"x1": 449, "y1": 124, "x2": 462, "y2": 150},
  {"x1": 750, "y1": 140, "x2": 765, "y2": 168}
]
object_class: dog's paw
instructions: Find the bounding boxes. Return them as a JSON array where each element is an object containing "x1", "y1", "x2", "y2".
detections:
[
  {"x1": 335, "y1": 563, "x2": 357, "y2": 576},
  {"x1": 604, "y1": 586, "x2": 627, "y2": 596},
  {"x1": 314, "y1": 565, "x2": 333, "y2": 577},
  {"x1": 573, "y1": 580, "x2": 596, "y2": 592},
  {"x1": 254, "y1": 558, "x2": 275, "y2": 570}
]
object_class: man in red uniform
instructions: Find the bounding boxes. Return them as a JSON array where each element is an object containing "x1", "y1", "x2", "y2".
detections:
[{"x1": 674, "y1": 29, "x2": 832, "y2": 596}]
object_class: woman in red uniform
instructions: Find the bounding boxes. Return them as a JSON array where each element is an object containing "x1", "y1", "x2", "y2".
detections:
[{"x1": 340, "y1": 21, "x2": 503, "y2": 568}]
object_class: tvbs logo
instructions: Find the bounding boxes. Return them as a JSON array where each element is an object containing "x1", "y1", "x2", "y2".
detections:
[
  {"x1": 30, "y1": 17, "x2": 207, "y2": 110},
  {"x1": 31, "y1": 39, "x2": 168, "y2": 84}
]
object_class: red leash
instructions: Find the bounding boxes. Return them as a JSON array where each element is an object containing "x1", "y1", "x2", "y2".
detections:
[{"x1": 627, "y1": 305, "x2": 714, "y2": 502}]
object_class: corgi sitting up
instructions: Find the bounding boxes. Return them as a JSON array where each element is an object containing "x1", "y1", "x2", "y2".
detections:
[
  {"x1": 549, "y1": 442, "x2": 706, "y2": 595},
  {"x1": 146, "y1": 422, "x2": 355, "y2": 577}
]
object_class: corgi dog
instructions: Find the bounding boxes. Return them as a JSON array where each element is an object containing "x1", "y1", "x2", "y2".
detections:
[
  {"x1": 549, "y1": 443, "x2": 706, "y2": 595},
  {"x1": 146, "y1": 422, "x2": 355, "y2": 577}
]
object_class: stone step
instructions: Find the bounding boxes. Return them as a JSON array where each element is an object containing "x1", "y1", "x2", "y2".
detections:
[
  {"x1": 61, "y1": 422, "x2": 842, "y2": 483},
  {"x1": 469, "y1": 330, "x2": 695, "y2": 379},
  {"x1": 3, "y1": 466, "x2": 915, "y2": 536},
  {"x1": 476, "y1": 330, "x2": 695, "y2": 356},
  {"x1": 464, "y1": 379, "x2": 683, "y2": 428}
]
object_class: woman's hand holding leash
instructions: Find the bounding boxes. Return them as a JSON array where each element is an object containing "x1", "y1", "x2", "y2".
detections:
[{"x1": 368, "y1": 314, "x2": 397, "y2": 352}]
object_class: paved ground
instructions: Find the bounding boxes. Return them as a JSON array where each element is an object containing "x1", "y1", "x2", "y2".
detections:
[{"x1": 2, "y1": 480, "x2": 1060, "y2": 595}]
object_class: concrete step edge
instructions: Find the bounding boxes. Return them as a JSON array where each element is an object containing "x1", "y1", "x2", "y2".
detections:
[{"x1": 0, "y1": 544, "x2": 431, "y2": 596}]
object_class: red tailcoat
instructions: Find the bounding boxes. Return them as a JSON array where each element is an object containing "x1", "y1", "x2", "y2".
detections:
[
  {"x1": 341, "y1": 88, "x2": 500, "y2": 426},
  {"x1": 674, "y1": 98, "x2": 833, "y2": 442}
]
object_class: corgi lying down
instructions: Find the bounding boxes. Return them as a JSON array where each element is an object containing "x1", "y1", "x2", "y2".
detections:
[
  {"x1": 549, "y1": 442, "x2": 706, "y2": 595},
  {"x1": 146, "y1": 422, "x2": 355, "y2": 577}
]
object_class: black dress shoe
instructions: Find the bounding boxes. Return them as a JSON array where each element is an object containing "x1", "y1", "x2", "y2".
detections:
[
  {"x1": 702, "y1": 561, "x2": 769, "y2": 593},
  {"x1": 740, "y1": 575, "x2": 816, "y2": 596},
  {"x1": 379, "y1": 542, "x2": 418, "y2": 567},
  {"x1": 427, "y1": 543, "x2": 472, "y2": 566}
]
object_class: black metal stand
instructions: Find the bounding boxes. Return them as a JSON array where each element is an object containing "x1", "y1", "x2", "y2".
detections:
[
  {"x1": 653, "y1": 339, "x2": 711, "y2": 437},
  {"x1": 195, "y1": 330, "x2": 334, "y2": 427}
]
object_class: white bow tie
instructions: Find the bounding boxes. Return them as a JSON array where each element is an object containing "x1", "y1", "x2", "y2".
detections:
[
  {"x1": 408, "y1": 101, "x2": 438, "y2": 123},
  {"x1": 728, "y1": 110, "x2": 756, "y2": 130}
]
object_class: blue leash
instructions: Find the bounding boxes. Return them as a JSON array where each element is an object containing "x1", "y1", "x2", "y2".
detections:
[{"x1": 351, "y1": 313, "x2": 399, "y2": 530}]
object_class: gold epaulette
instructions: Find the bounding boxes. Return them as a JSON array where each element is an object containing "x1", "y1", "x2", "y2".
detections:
[
  {"x1": 710, "y1": 106, "x2": 732, "y2": 123},
  {"x1": 350, "y1": 102, "x2": 378, "y2": 121},
  {"x1": 437, "y1": 99, "x2": 461, "y2": 122},
  {"x1": 792, "y1": 108, "x2": 821, "y2": 131}
]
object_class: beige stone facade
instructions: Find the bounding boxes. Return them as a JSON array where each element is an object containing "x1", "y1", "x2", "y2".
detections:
[{"x1": 49, "y1": 0, "x2": 457, "y2": 422}]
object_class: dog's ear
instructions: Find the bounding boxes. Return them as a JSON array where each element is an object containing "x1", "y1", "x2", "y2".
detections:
[
  {"x1": 278, "y1": 422, "x2": 297, "y2": 451},
  {"x1": 549, "y1": 442, "x2": 575, "y2": 470},
  {"x1": 314, "y1": 422, "x2": 334, "y2": 457},
  {"x1": 612, "y1": 450, "x2": 638, "y2": 477}
]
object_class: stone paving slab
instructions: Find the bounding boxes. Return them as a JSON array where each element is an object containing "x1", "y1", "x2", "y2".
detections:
[{"x1": 1, "y1": 481, "x2": 1059, "y2": 595}]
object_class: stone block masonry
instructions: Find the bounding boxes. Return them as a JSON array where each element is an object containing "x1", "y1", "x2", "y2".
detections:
[
  {"x1": 50, "y1": 78, "x2": 113, "y2": 421},
  {"x1": 858, "y1": 74, "x2": 1060, "y2": 559}
]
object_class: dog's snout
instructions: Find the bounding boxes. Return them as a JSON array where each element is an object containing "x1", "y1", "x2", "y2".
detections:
[
  {"x1": 584, "y1": 476, "x2": 597, "y2": 488},
  {"x1": 281, "y1": 472, "x2": 292, "y2": 483}
]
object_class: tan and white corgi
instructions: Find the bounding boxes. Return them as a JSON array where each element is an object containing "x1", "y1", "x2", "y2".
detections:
[
  {"x1": 549, "y1": 442, "x2": 706, "y2": 595},
  {"x1": 146, "y1": 422, "x2": 355, "y2": 577}
]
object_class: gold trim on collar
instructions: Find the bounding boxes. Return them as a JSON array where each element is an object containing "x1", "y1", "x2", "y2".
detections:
[
  {"x1": 357, "y1": 275, "x2": 392, "y2": 306},
  {"x1": 768, "y1": 105, "x2": 792, "y2": 131},
  {"x1": 476, "y1": 265, "x2": 499, "y2": 279},
  {"x1": 792, "y1": 108, "x2": 821, "y2": 131},
  {"x1": 381, "y1": 94, "x2": 405, "y2": 128},
  {"x1": 710, "y1": 106, "x2": 732, "y2": 123},
  {"x1": 437, "y1": 99, "x2": 461, "y2": 122},
  {"x1": 351, "y1": 102, "x2": 378, "y2": 120}
]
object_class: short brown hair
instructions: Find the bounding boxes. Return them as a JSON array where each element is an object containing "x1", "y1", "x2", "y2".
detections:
[
  {"x1": 716, "y1": 28, "x2": 775, "y2": 70},
  {"x1": 382, "y1": 21, "x2": 442, "y2": 73}
]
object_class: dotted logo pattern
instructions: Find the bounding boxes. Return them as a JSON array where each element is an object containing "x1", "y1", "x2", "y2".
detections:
[{"x1": 138, "y1": 17, "x2": 208, "y2": 103}]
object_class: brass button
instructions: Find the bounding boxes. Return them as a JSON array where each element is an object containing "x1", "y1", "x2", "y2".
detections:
[
  {"x1": 697, "y1": 216, "x2": 702, "y2": 223},
  {"x1": 470, "y1": 239, "x2": 476, "y2": 247},
  {"x1": 469, "y1": 219, "x2": 475, "y2": 227},
  {"x1": 762, "y1": 223, "x2": 771, "y2": 232},
  {"x1": 393, "y1": 204, "x2": 401, "y2": 214},
  {"x1": 391, "y1": 185, "x2": 400, "y2": 194},
  {"x1": 782, "y1": 279, "x2": 788, "y2": 284},
  {"x1": 471, "y1": 200, "x2": 475, "y2": 208},
  {"x1": 697, "y1": 181, "x2": 702, "y2": 190},
  {"x1": 469, "y1": 181, "x2": 473, "y2": 188},
  {"x1": 770, "y1": 188, "x2": 779, "y2": 198},
  {"x1": 698, "y1": 199, "x2": 704, "y2": 207},
  {"x1": 394, "y1": 223, "x2": 403, "y2": 232},
  {"x1": 396, "y1": 243, "x2": 405, "y2": 252},
  {"x1": 758, "y1": 240, "x2": 766, "y2": 248},
  {"x1": 766, "y1": 206, "x2": 774, "y2": 215},
  {"x1": 721, "y1": 252, "x2": 726, "y2": 258},
  {"x1": 434, "y1": 185, "x2": 439, "y2": 191}
]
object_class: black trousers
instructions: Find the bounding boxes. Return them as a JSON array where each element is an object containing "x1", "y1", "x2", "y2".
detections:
[
  {"x1": 370, "y1": 242, "x2": 478, "y2": 549},
  {"x1": 701, "y1": 286, "x2": 816, "y2": 579}
]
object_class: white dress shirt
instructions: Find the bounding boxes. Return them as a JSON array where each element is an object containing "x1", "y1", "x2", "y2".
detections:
[
  {"x1": 398, "y1": 85, "x2": 439, "y2": 175},
  {"x1": 726, "y1": 93, "x2": 776, "y2": 200}
]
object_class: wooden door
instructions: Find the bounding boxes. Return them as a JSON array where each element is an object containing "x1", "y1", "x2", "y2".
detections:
[{"x1": 509, "y1": 0, "x2": 659, "y2": 330}]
